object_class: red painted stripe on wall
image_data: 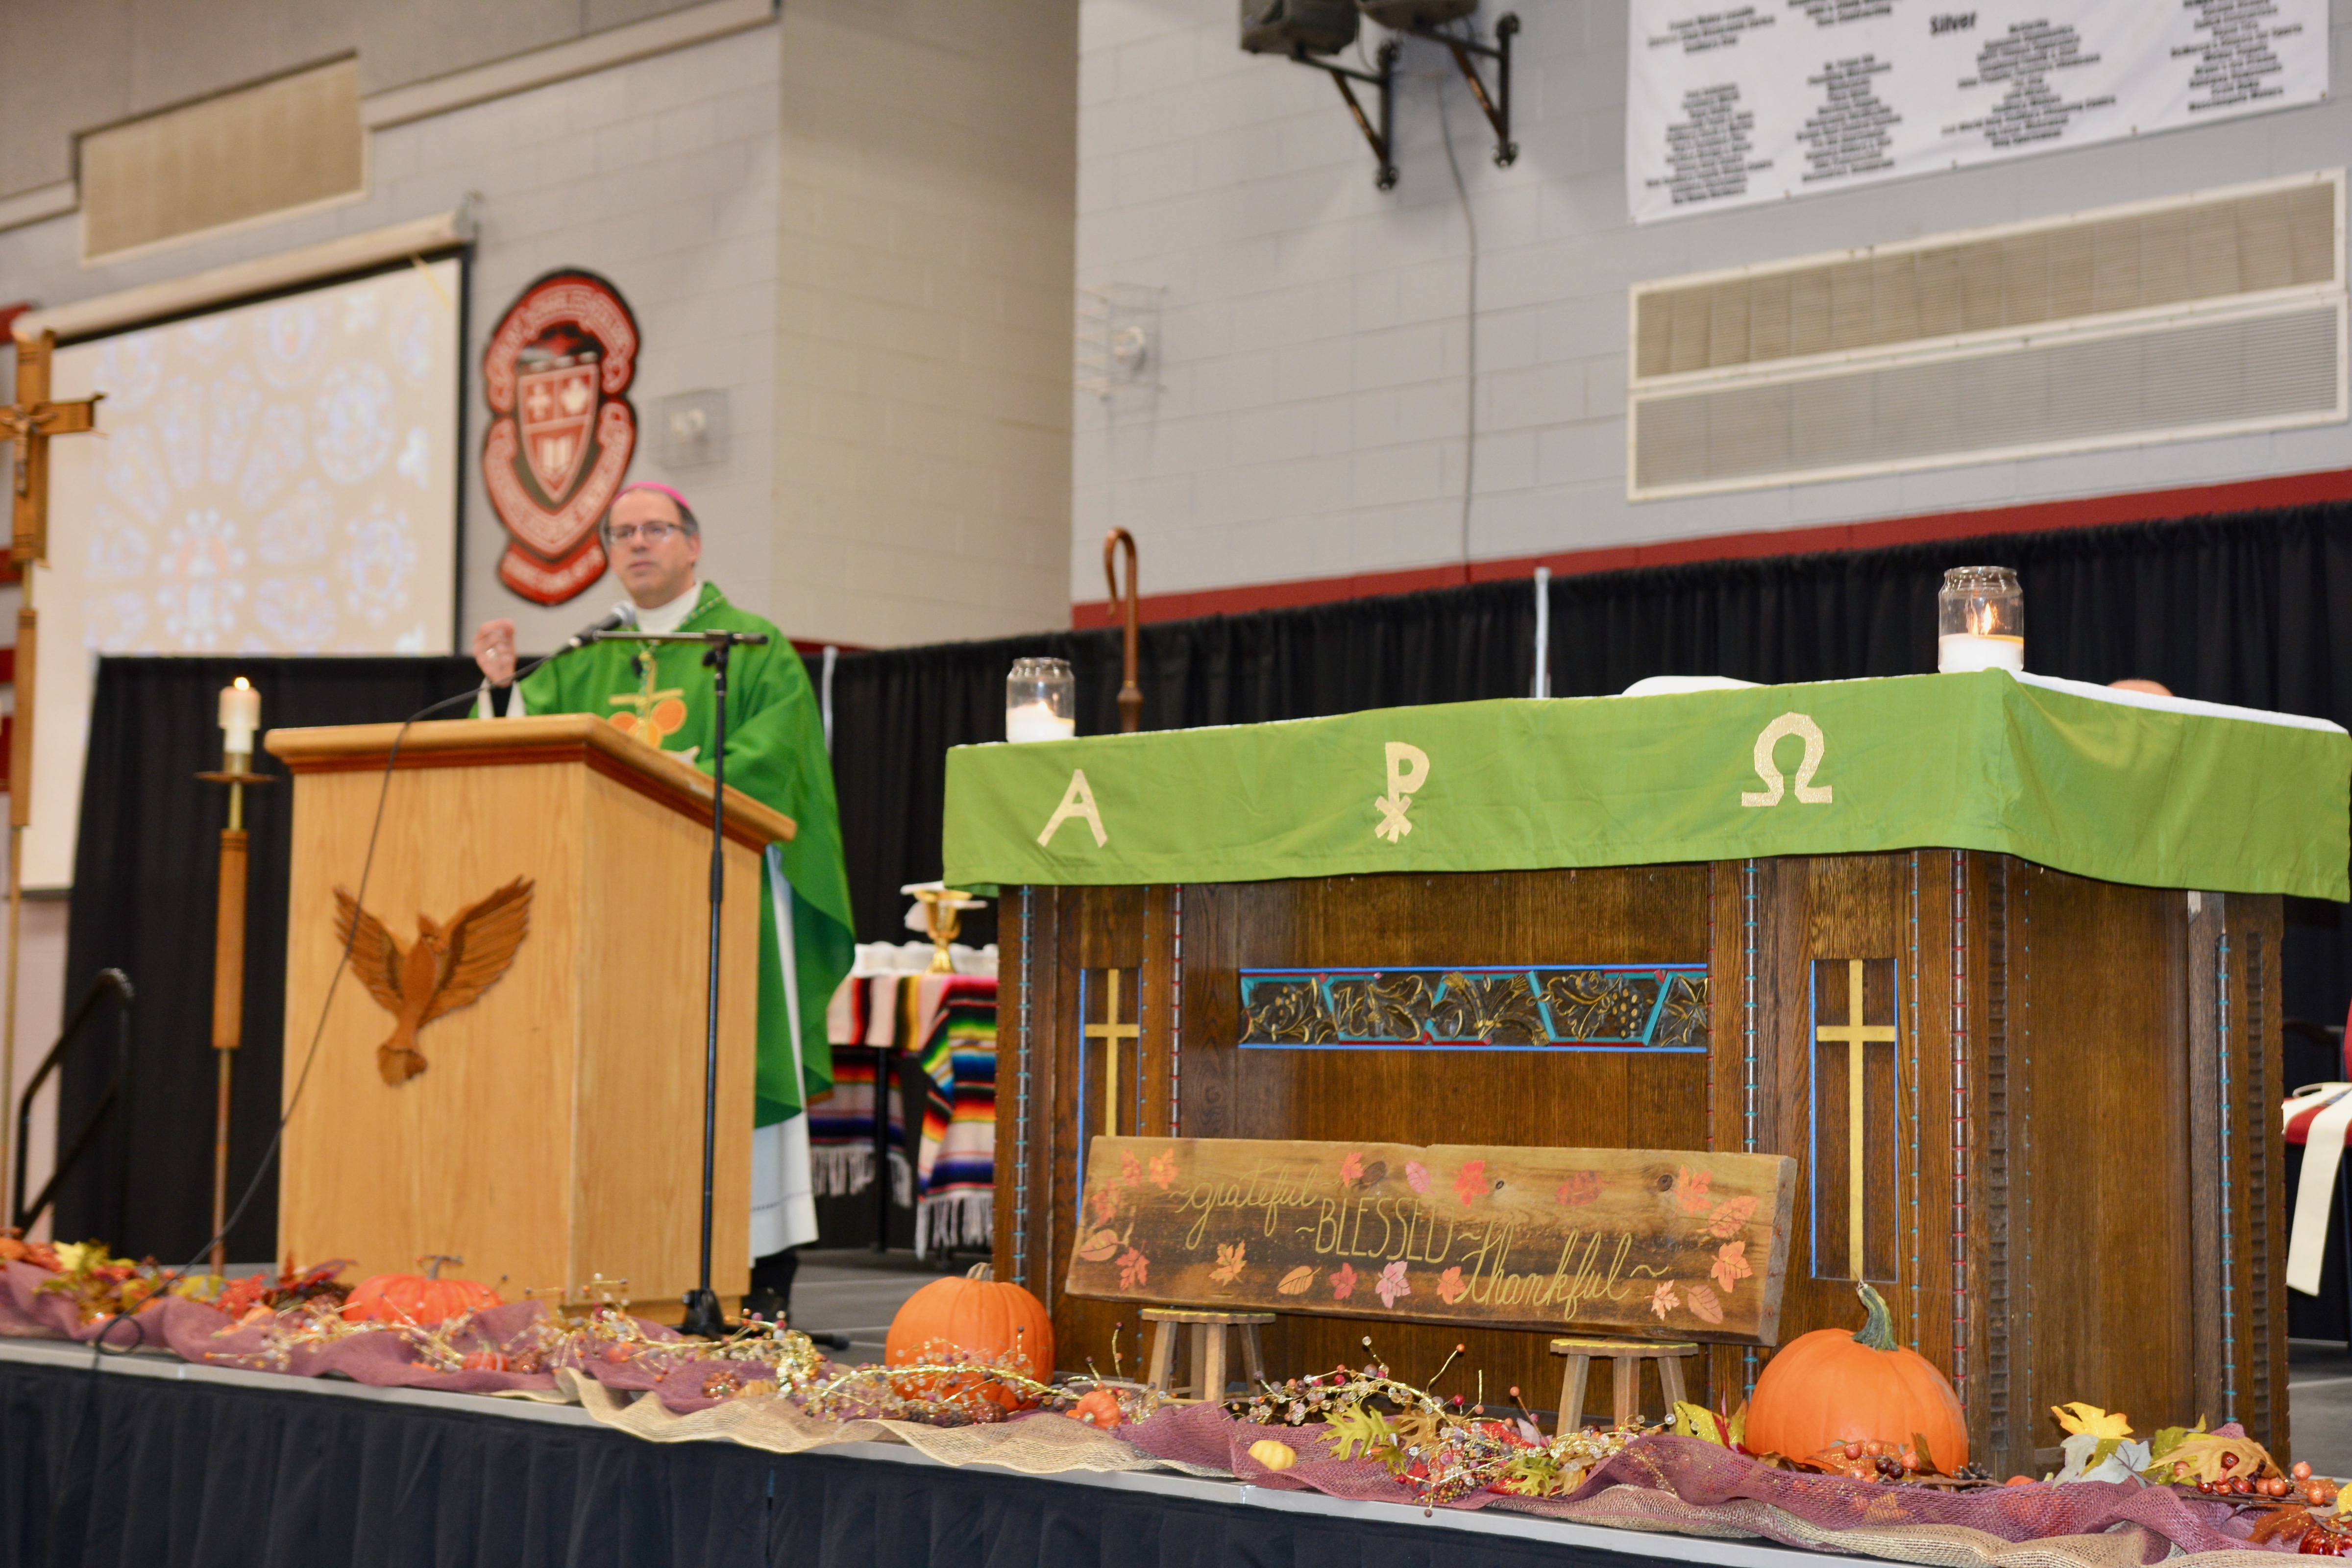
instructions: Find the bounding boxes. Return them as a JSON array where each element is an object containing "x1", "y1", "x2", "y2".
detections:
[{"x1": 1071, "y1": 466, "x2": 2352, "y2": 628}]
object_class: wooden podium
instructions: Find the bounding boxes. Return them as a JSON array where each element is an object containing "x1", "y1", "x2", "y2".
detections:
[{"x1": 264, "y1": 716, "x2": 795, "y2": 1309}]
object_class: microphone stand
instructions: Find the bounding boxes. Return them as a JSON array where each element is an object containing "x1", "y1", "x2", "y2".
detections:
[{"x1": 589, "y1": 626, "x2": 769, "y2": 1338}]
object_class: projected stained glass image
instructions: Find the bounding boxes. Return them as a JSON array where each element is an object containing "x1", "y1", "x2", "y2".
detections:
[{"x1": 28, "y1": 257, "x2": 464, "y2": 887}]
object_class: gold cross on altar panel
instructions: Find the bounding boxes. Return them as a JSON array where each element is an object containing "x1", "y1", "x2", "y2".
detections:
[
  {"x1": 1814, "y1": 958, "x2": 1897, "y2": 1279},
  {"x1": 1084, "y1": 969, "x2": 1140, "y2": 1137}
]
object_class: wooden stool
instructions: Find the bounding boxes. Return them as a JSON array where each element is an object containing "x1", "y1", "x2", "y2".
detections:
[
  {"x1": 1141, "y1": 1308, "x2": 1273, "y2": 1402},
  {"x1": 1550, "y1": 1336, "x2": 1699, "y2": 1430}
]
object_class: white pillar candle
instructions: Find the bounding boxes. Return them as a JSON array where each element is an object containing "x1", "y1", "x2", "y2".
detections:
[
  {"x1": 1004, "y1": 700, "x2": 1076, "y2": 743},
  {"x1": 1937, "y1": 633, "x2": 2025, "y2": 674},
  {"x1": 219, "y1": 677, "x2": 260, "y2": 758}
]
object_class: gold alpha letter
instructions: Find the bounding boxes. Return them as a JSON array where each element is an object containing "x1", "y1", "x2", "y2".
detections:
[{"x1": 1037, "y1": 767, "x2": 1108, "y2": 847}]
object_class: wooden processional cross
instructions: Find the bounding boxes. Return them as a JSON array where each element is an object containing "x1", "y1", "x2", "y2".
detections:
[
  {"x1": 0, "y1": 326, "x2": 101, "y2": 1222},
  {"x1": 1084, "y1": 970, "x2": 1140, "y2": 1136},
  {"x1": 2, "y1": 328, "x2": 102, "y2": 803},
  {"x1": 1813, "y1": 958, "x2": 1896, "y2": 1278}
]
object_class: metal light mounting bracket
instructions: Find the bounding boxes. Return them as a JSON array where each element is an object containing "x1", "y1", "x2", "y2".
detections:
[
  {"x1": 1292, "y1": 39, "x2": 1400, "y2": 190},
  {"x1": 1410, "y1": 12, "x2": 1519, "y2": 166}
]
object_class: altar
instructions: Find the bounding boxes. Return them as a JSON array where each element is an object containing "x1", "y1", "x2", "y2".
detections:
[{"x1": 941, "y1": 670, "x2": 2352, "y2": 1478}]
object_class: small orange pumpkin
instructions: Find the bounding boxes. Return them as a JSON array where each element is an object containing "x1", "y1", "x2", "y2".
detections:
[
  {"x1": 1071, "y1": 1387, "x2": 1125, "y2": 1429},
  {"x1": 884, "y1": 1262, "x2": 1054, "y2": 1408},
  {"x1": 342, "y1": 1255, "x2": 501, "y2": 1327},
  {"x1": 1745, "y1": 1281, "x2": 1968, "y2": 1471}
]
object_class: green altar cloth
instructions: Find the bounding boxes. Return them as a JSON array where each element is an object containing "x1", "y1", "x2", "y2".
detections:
[{"x1": 941, "y1": 670, "x2": 2352, "y2": 901}]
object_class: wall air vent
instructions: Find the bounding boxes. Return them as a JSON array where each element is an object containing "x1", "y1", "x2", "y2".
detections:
[{"x1": 1627, "y1": 172, "x2": 2347, "y2": 500}]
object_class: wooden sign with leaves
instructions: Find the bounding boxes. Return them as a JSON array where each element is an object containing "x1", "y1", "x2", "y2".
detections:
[{"x1": 1063, "y1": 1136, "x2": 1798, "y2": 1345}]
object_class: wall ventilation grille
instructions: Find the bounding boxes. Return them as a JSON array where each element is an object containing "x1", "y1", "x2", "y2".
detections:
[
  {"x1": 80, "y1": 59, "x2": 364, "y2": 263},
  {"x1": 1628, "y1": 173, "x2": 2347, "y2": 500}
]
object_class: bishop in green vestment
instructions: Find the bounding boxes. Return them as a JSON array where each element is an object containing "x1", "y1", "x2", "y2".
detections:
[{"x1": 472, "y1": 482, "x2": 854, "y2": 1311}]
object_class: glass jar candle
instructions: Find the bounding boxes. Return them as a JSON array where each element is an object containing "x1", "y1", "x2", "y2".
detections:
[
  {"x1": 1937, "y1": 566, "x2": 2024, "y2": 673},
  {"x1": 1005, "y1": 657, "x2": 1077, "y2": 742}
]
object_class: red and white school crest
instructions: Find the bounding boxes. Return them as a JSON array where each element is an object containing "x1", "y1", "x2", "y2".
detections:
[{"x1": 482, "y1": 270, "x2": 640, "y2": 605}]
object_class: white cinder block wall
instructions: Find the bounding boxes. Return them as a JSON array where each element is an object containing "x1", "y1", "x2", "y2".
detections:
[
  {"x1": 772, "y1": 0, "x2": 1078, "y2": 647},
  {"x1": 0, "y1": 29, "x2": 784, "y2": 655},
  {"x1": 0, "y1": 9, "x2": 1078, "y2": 651},
  {"x1": 1073, "y1": 0, "x2": 2352, "y2": 603}
]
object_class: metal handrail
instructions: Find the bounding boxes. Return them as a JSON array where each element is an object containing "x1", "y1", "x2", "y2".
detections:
[{"x1": 10, "y1": 968, "x2": 134, "y2": 1235}]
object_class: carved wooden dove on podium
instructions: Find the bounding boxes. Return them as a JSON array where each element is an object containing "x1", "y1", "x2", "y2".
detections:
[{"x1": 333, "y1": 878, "x2": 535, "y2": 1084}]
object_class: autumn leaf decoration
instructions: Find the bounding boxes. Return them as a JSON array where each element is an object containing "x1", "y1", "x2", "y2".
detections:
[
  {"x1": 1452, "y1": 1160, "x2": 1489, "y2": 1206},
  {"x1": 2051, "y1": 1401, "x2": 2134, "y2": 1475},
  {"x1": 1436, "y1": 1266, "x2": 1469, "y2": 1305},
  {"x1": 1331, "y1": 1262, "x2": 1359, "y2": 1300},
  {"x1": 1148, "y1": 1149, "x2": 1178, "y2": 1190},
  {"x1": 1705, "y1": 1196, "x2": 1757, "y2": 1238},
  {"x1": 1709, "y1": 1241, "x2": 1751, "y2": 1294},
  {"x1": 1326, "y1": 1405, "x2": 1400, "y2": 1465},
  {"x1": 1277, "y1": 1265, "x2": 1317, "y2": 1296},
  {"x1": 1339, "y1": 1150, "x2": 1365, "y2": 1186},
  {"x1": 1674, "y1": 1166, "x2": 1713, "y2": 1214},
  {"x1": 1209, "y1": 1242, "x2": 1247, "y2": 1287},
  {"x1": 1077, "y1": 1184, "x2": 1126, "y2": 1261},
  {"x1": 1685, "y1": 1283, "x2": 1724, "y2": 1324}
]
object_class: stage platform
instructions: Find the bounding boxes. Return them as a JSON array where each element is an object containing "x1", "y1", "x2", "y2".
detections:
[{"x1": 0, "y1": 1336, "x2": 1867, "y2": 1568}]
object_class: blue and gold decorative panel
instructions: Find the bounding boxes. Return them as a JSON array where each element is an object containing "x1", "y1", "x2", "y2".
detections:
[{"x1": 1237, "y1": 965, "x2": 1709, "y2": 1051}]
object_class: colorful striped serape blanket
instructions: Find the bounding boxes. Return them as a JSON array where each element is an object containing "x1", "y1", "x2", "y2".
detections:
[
  {"x1": 813, "y1": 971, "x2": 910, "y2": 1205},
  {"x1": 818, "y1": 959, "x2": 997, "y2": 1255},
  {"x1": 909, "y1": 979, "x2": 997, "y2": 1257}
]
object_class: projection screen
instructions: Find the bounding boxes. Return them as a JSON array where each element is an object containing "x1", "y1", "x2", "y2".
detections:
[{"x1": 26, "y1": 255, "x2": 463, "y2": 888}]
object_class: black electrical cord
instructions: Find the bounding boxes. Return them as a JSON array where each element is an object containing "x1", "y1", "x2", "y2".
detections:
[{"x1": 84, "y1": 645, "x2": 585, "y2": 1359}]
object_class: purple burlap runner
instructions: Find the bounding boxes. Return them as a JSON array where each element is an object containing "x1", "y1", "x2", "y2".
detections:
[
  {"x1": 0, "y1": 1262, "x2": 2302, "y2": 1561},
  {"x1": 1120, "y1": 1410, "x2": 2273, "y2": 1561},
  {"x1": 0, "y1": 1260, "x2": 770, "y2": 1398}
]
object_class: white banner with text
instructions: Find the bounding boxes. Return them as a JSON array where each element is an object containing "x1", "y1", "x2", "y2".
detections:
[{"x1": 1627, "y1": 0, "x2": 2329, "y2": 223}]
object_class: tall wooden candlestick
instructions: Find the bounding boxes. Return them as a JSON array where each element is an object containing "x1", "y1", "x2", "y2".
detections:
[{"x1": 199, "y1": 678, "x2": 268, "y2": 1275}]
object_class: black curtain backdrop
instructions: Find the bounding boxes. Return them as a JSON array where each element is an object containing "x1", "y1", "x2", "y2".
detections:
[
  {"x1": 828, "y1": 502, "x2": 2352, "y2": 991},
  {"x1": 54, "y1": 500, "x2": 2352, "y2": 1259},
  {"x1": 0, "y1": 1356, "x2": 1650, "y2": 1568},
  {"x1": 55, "y1": 657, "x2": 478, "y2": 1260}
]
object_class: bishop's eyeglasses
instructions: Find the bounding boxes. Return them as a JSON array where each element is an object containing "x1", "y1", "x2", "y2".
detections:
[{"x1": 604, "y1": 520, "x2": 681, "y2": 544}]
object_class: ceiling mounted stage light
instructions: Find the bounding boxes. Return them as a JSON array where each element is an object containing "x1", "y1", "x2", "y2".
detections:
[
  {"x1": 1238, "y1": 0, "x2": 1360, "y2": 55},
  {"x1": 1356, "y1": 0, "x2": 1478, "y2": 26}
]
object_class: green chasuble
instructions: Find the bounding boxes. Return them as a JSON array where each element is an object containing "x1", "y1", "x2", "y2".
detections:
[{"x1": 511, "y1": 584, "x2": 855, "y2": 1127}]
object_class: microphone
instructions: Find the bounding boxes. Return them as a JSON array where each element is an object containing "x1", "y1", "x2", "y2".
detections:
[{"x1": 565, "y1": 603, "x2": 636, "y2": 650}]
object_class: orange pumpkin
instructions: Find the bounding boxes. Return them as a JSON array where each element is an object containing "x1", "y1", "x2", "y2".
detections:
[
  {"x1": 342, "y1": 1255, "x2": 501, "y2": 1327},
  {"x1": 884, "y1": 1263, "x2": 1054, "y2": 1408},
  {"x1": 1745, "y1": 1281, "x2": 1968, "y2": 1471},
  {"x1": 1071, "y1": 1387, "x2": 1125, "y2": 1429}
]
